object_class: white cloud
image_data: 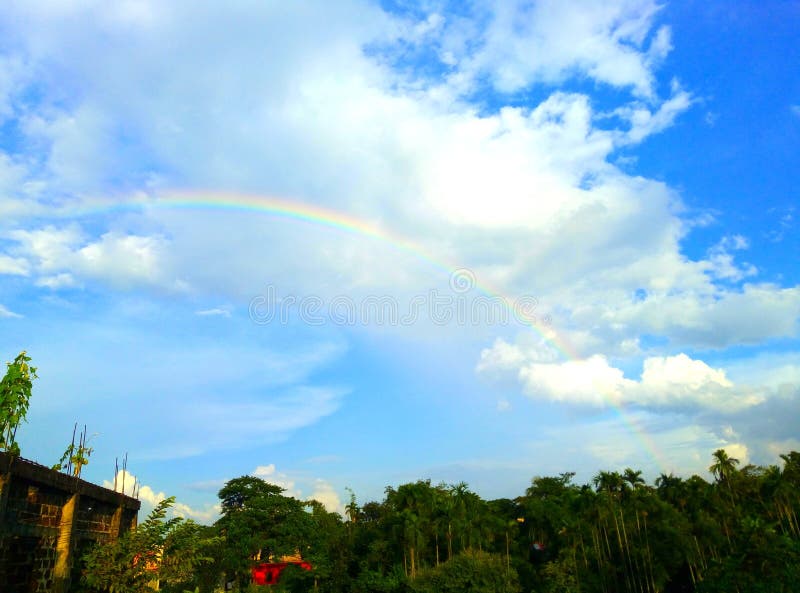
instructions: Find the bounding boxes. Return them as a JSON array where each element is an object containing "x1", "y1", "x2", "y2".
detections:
[
  {"x1": 770, "y1": 439, "x2": 800, "y2": 459},
  {"x1": 724, "y1": 352, "x2": 800, "y2": 392},
  {"x1": 0, "y1": 254, "x2": 29, "y2": 275},
  {"x1": 7, "y1": 226, "x2": 173, "y2": 289},
  {"x1": 533, "y1": 411, "x2": 726, "y2": 479},
  {"x1": 0, "y1": 304, "x2": 22, "y2": 318},
  {"x1": 253, "y1": 464, "x2": 295, "y2": 492},
  {"x1": 447, "y1": 0, "x2": 670, "y2": 97},
  {"x1": 104, "y1": 469, "x2": 220, "y2": 523},
  {"x1": 252, "y1": 464, "x2": 344, "y2": 515},
  {"x1": 308, "y1": 479, "x2": 344, "y2": 515},
  {"x1": 195, "y1": 307, "x2": 231, "y2": 318},
  {"x1": 479, "y1": 339, "x2": 765, "y2": 412},
  {"x1": 0, "y1": 55, "x2": 29, "y2": 122},
  {"x1": 613, "y1": 84, "x2": 694, "y2": 144},
  {"x1": 0, "y1": 0, "x2": 792, "y2": 358},
  {"x1": 36, "y1": 273, "x2": 78, "y2": 289},
  {"x1": 477, "y1": 336, "x2": 556, "y2": 375},
  {"x1": 614, "y1": 284, "x2": 800, "y2": 348},
  {"x1": 519, "y1": 354, "x2": 633, "y2": 406},
  {"x1": 705, "y1": 235, "x2": 757, "y2": 281},
  {"x1": 719, "y1": 443, "x2": 749, "y2": 466},
  {"x1": 127, "y1": 386, "x2": 346, "y2": 461},
  {"x1": 78, "y1": 232, "x2": 170, "y2": 287}
]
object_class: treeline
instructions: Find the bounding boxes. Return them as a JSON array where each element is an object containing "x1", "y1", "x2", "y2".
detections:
[{"x1": 80, "y1": 449, "x2": 800, "y2": 593}]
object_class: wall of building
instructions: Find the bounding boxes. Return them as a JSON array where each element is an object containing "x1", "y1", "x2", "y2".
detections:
[{"x1": 0, "y1": 451, "x2": 140, "y2": 593}]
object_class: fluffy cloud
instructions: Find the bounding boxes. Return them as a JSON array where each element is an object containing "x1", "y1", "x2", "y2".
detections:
[
  {"x1": 5, "y1": 226, "x2": 174, "y2": 289},
  {"x1": 0, "y1": 0, "x2": 794, "y2": 358},
  {"x1": 611, "y1": 284, "x2": 800, "y2": 348},
  {"x1": 98, "y1": 460, "x2": 347, "y2": 525},
  {"x1": 479, "y1": 338, "x2": 764, "y2": 411},
  {"x1": 253, "y1": 464, "x2": 344, "y2": 515},
  {"x1": 705, "y1": 235, "x2": 757, "y2": 282},
  {"x1": 437, "y1": 0, "x2": 672, "y2": 97},
  {"x1": 104, "y1": 469, "x2": 220, "y2": 523},
  {"x1": 0, "y1": 254, "x2": 28, "y2": 275}
]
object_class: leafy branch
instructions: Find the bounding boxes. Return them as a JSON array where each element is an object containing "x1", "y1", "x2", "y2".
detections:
[
  {"x1": 0, "y1": 351, "x2": 37, "y2": 457},
  {"x1": 82, "y1": 496, "x2": 219, "y2": 593}
]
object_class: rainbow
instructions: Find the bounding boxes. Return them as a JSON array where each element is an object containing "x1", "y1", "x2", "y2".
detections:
[{"x1": 64, "y1": 189, "x2": 668, "y2": 473}]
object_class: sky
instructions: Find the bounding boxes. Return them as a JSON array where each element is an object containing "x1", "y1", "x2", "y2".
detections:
[{"x1": 0, "y1": 0, "x2": 798, "y2": 522}]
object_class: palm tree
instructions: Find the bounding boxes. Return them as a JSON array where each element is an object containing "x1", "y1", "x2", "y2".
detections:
[
  {"x1": 593, "y1": 471, "x2": 626, "y2": 496},
  {"x1": 655, "y1": 473, "x2": 686, "y2": 509},
  {"x1": 709, "y1": 449, "x2": 739, "y2": 483},
  {"x1": 779, "y1": 452, "x2": 800, "y2": 486},
  {"x1": 344, "y1": 487, "x2": 359, "y2": 523},
  {"x1": 622, "y1": 468, "x2": 645, "y2": 491}
]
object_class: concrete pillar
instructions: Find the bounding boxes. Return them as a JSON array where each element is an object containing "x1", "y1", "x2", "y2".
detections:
[
  {"x1": 110, "y1": 504, "x2": 124, "y2": 541},
  {"x1": 53, "y1": 492, "x2": 79, "y2": 593}
]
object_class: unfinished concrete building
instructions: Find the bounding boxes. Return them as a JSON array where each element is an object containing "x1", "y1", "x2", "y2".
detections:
[{"x1": 0, "y1": 451, "x2": 140, "y2": 592}]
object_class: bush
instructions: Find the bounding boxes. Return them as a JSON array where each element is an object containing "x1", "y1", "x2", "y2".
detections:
[{"x1": 410, "y1": 550, "x2": 519, "y2": 593}]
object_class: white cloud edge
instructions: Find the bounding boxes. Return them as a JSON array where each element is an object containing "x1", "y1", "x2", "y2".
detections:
[
  {"x1": 0, "y1": 303, "x2": 22, "y2": 318},
  {"x1": 478, "y1": 338, "x2": 775, "y2": 412}
]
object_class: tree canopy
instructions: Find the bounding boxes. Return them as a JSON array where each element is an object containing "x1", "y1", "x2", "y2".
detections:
[{"x1": 88, "y1": 454, "x2": 797, "y2": 593}]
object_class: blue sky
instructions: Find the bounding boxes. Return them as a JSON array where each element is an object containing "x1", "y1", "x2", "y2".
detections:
[{"x1": 1, "y1": 0, "x2": 798, "y2": 521}]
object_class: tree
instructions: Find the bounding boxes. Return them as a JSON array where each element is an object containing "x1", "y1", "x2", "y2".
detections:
[
  {"x1": 82, "y1": 497, "x2": 217, "y2": 593},
  {"x1": 215, "y1": 476, "x2": 316, "y2": 588},
  {"x1": 592, "y1": 471, "x2": 625, "y2": 496},
  {"x1": 410, "y1": 550, "x2": 520, "y2": 593},
  {"x1": 622, "y1": 468, "x2": 645, "y2": 491},
  {"x1": 0, "y1": 351, "x2": 37, "y2": 457},
  {"x1": 709, "y1": 449, "x2": 740, "y2": 483},
  {"x1": 218, "y1": 475, "x2": 284, "y2": 513}
]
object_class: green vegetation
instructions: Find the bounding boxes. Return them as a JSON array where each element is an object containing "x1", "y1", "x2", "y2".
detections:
[
  {"x1": 78, "y1": 452, "x2": 800, "y2": 593},
  {"x1": 81, "y1": 497, "x2": 219, "y2": 593},
  {"x1": 0, "y1": 351, "x2": 37, "y2": 457}
]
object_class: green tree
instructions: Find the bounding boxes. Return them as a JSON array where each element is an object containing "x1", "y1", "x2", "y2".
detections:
[
  {"x1": 215, "y1": 476, "x2": 315, "y2": 589},
  {"x1": 622, "y1": 468, "x2": 645, "y2": 491},
  {"x1": 709, "y1": 448, "x2": 740, "y2": 483},
  {"x1": 410, "y1": 550, "x2": 520, "y2": 593},
  {"x1": 0, "y1": 351, "x2": 37, "y2": 457},
  {"x1": 82, "y1": 497, "x2": 217, "y2": 593}
]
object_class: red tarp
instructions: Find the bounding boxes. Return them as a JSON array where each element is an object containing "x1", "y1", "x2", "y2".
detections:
[{"x1": 251, "y1": 561, "x2": 312, "y2": 586}]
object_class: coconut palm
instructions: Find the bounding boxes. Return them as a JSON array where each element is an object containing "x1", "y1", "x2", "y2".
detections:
[
  {"x1": 593, "y1": 471, "x2": 626, "y2": 496},
  {"x1": 622, "y1": 468, "x2": 645, "y2": 491},
  {"x1": 709, "y1": 448, "x2": 740, "y2": 483}
]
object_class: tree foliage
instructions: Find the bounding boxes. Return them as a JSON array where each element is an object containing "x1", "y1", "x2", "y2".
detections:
[
  {"x1": 0, "y1": 351, "x2": 37, "y2": 456},
  {"x1": 82, "y1": 497, "x2": 218, "y2": 593},
  {"x1": 74, "y1": 450, "x2": 800, "y2": 593},
  {"x1": 215, "y1": 476, "x2": 317, "y2": 589},
  {"x1": 410, "y1": 550, "x2": 520, "y2": 593}
]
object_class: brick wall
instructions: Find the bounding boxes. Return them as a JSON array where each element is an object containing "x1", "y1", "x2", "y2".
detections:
[{"x1": 0, "y1": 452, "x2": 140, "y2": 593}]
